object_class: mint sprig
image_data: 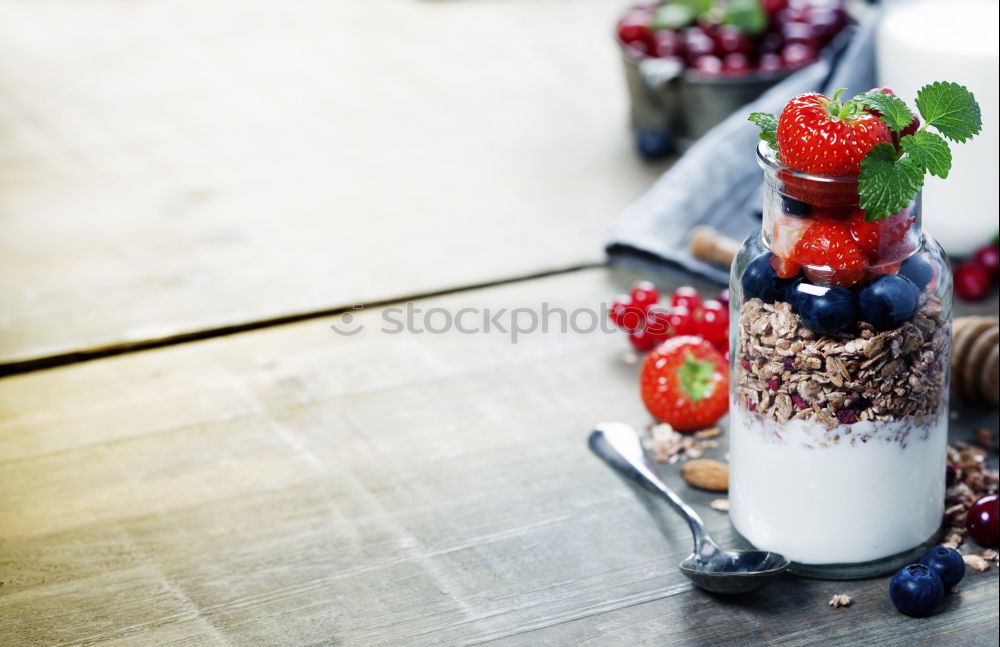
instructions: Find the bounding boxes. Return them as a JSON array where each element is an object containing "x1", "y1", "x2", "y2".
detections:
[
  {"x1": 855, "y1": 90, "x2": 914, "y2": 132},
  {"x1": 859, "y1": 82, "x2": 981, "y2": 221},
  {"x1": 748, "y1": 111, "x2": 778, "y2": 156},
  {"x1": 915, "y1": 81, "x2": 983, "y2": 142}
]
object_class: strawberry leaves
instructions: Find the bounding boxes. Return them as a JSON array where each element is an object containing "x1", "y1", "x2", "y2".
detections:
[{"x1": 859, "y1": 82, "x2": 981, "y2": 220}]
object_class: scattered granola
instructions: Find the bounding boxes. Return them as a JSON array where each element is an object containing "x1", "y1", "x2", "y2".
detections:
[
  {"x1": 735, "y1": 297, "x2": 948, "y2": 432},
  {"x1": 694, "y1": 426, "x2": 722, "y2": 439},
  {"x1": 942, "y1": 440, "x2": 999, "y2": 551},
  {"x1": 828, "y1": 594, "x2": 851, "y2": 608},
  {"x1": 981, "y1": 548, "x2": 999, "y2": 562},
  {"x1": 975, "y1": 427, "x2": 996, "y2": 450},
  {"x1": 642, "y1": 423, "x2": 725, "y2": 464},
  {"x1": 962, "y1": 555, "x2": 990, "y2": 572},
  {"x1": 709, "y1": 498, "x2": 730, "y2": 512}
]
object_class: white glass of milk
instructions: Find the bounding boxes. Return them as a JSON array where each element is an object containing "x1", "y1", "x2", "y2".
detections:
[{"x1": 877, "y1": 0, "x2": 999, "y2": 257}]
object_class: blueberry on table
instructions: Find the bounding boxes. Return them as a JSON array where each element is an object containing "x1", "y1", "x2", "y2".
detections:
[
  {"x1": 858, "y1": 274, "x2": 920, "y2": 330},
  {"x1": 889, "y1": 563, "x2": 944, "y2": 617},
  {"x1": 919, "y1": 545, "x2": 965, "y2": 588},
  {"x1": 898, "y1": 254, "x2": 934, "y2": 291},
  {"x1": 741, "y1": 253, "x2": 790, "y2": 303},
  {"x1": 635, "y1": 128, "x2": 673, "y2": 160},
  {"x1": 787, "y1": 282, "x2": 858, "y2": 334}
]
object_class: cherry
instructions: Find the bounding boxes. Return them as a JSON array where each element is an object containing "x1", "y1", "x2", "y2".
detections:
[
  {"x1": 700, "y1": 299, "x2": 729, "y2": 345},
  {"x1": 760, "y1": 0, "x2": 788, "y2": 17},
  {"x1": 683, "y1": 27, "x2": 715, "y2": 63},
  {"x1": 715, "y1": 26, "x2": 751, "y2": 56},
  {"x1": 973, "y1": 244, "x2": 1000, "y2": 276},
  {"x1": 955, "y1": 262, "x2": 991, "y2": 301},
  {"x1": 630, "y1": 280, "x2": 660, "y2": 310},
  {"x1": 758, "y1": 53, "x2": 783, "y2": 73},
  {"x1": 966, "y1": 494, "x2": 999, "y2": 546},
  {"x1": 722, "y1": 53, "x2": 752, "y2": 74},
  {"x1": 692, "y1": 55, "x2": 723, "y2": 76},
  {"x1": 781, "y1": 21, "x2": 820, "y2": 48},
  {"x1": 665, "y1": 306, "x2": 697, "y2": 336},
  {"x1": 651, "y1": 29, "x2": 683, "y2": 58},
  {"x1": 759, "y1": 32, "x2": 785, "y2": 55},
  {"x1": 671, "y1": 286, "x2": 702, "y2": 310},
  {"x1": 781, "y1": 42, "x2": 817, "y2": 68},
  {"x1": 617, "y1": 9, "x2": 654, "y2": 49}
]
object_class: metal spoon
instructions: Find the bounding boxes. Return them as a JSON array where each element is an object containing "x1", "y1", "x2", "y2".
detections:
[{"x1": 588, "y1": 421, "x2": 789, "y2": 594}]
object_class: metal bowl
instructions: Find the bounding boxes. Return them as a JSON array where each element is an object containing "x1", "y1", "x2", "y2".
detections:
[{"x1": 618, "y1": 28, "x2": 854, "y2": 153}]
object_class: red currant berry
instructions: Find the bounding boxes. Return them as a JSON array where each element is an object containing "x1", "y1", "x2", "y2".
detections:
[
  {"x1": 699, "y1": 299, "x2": 729, "y2": 344},
  {"x1": 973, "y1": 244, "x2": 1000, "y2": 276},
  {"x1": 671, "y1": 286, "x2": 702, "y2": 310},
  {"x1": 966, "y1": 494, "x2": 999, "y2": 546},
  {"x1": 955, "y1": 262, "x2": 991, "y2": 301},
  {"x1": 666, "y1": 306, "x2": 697, "y2": 336},
  {"x1": 609, "y1": 296, "x2": 645, "y2": 331},
  {"x1": 628, "y1": 326, "x2": 660, "y2": 351},
  {"x1": 644, "y1": 304, "x2": 673, "y2": 338},
  {"x1": 630, "y1": 281, "x2": 660, "y2": 310}
]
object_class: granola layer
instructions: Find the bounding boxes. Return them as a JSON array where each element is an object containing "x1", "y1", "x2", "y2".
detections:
[{"x1": 735, "y1": 296, "x2": 948, "y2": 428}]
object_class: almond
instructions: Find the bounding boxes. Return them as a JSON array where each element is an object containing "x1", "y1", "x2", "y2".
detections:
[{"x1": 681, "y1": 459, "x2": 729, "y2": 492}]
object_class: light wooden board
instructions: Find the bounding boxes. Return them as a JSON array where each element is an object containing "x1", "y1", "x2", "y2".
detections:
[
  {"x1": 1, "y1": 266, "x2": 996, "y2": 647},
  {"x1": 0, "y1": 0, "x2": 668, "y2": 367}
]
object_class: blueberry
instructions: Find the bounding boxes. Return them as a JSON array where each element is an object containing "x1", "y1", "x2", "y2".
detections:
[
  {"x1": 636, "y1": 128, "x2": 673, "y2": 160},
  {"x1": 858, "y1": 274, "x2": 920, "y2": 330},
  {"x1": 787, "y1": 282, "x2": 858, "y2": 334},
  {"x1": 919, "y1": 545, "x2": 965, "y2": 589},
  {"x1": 898, "y1": 254, "x2": 934, "y2": 292},
  {"x1": 781, "y1": 194, "x2": 812, "y2": 217},
  {"x1": 889, "y1": 563, "x2": 944, "y2": 616},
  {"x1": 741, "y1": 253, "x2": 790, "y2": 303}
]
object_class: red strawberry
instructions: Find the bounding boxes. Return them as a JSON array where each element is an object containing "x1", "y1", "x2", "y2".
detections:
[
  {"x1": 639, "y1": 336, "x2": 729, "y2": 432},
  {"x1": 791, "y1": 219, "x2": 867, "y2": 287},
  {"x1": 777, "y1": 91, "x2": 892, "y2": 174},
  {"x1": 847, "y1": 208, "x2": 917, "y2": 262}
]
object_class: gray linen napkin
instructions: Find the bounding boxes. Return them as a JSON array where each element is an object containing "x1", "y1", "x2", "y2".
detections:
[{"x1": 606, "y1": 13, "x2": 880, "y2": 285}]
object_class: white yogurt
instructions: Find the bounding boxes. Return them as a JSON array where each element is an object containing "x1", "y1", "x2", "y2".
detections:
[{"x1": 729, "y1": 406, "x2": 948, "y2": 565}]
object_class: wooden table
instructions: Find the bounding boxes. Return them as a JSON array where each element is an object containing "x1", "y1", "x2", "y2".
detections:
[{"x1": 1, "y1": 2, "x2": 997, "y2": 646}]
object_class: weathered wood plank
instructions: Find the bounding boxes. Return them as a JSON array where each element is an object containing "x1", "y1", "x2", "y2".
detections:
[
  {"x1": 0, "y1": 0, "x2": 667, "y2": 367},
  {"x1": 0, "y1": 267, "x2": 996, "y2": 647}
]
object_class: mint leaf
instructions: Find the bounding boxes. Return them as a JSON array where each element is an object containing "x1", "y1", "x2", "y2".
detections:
[
  {"x1": 748, "y1": 112, "x2": 778, "y2": 153},
  {"x1": 652, "y1": 0, "x2": 712, "y2": 30},
  {"x1": 855, "y1": 90, "x2": 914, "y2": 132},
  {"x1": 724, "y1": 0, "x2": 766, "y2": 35},
  {"x1": 915, "y1": 82, "x2": 982, "y2": 142},
  {"x1": 900, "y1": 131, "x2": 952, "y2": 178},
  {"x1": 859, "y1": 143, "x2": 924, "y2": 221}
]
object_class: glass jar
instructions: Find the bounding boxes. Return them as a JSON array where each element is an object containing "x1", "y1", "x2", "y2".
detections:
[{"x1": 728, "y1": 142, "x2": 953, "y2": 579}]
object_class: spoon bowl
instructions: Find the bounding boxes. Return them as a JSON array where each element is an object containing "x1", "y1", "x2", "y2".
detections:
[{"x1": 589, "y1": 421, "x2": 790, "y2": 594}]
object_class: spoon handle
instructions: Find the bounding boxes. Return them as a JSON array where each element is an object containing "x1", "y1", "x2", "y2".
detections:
[{"x1": 589, "y1": 423, "x2": 710, "y2": 549}]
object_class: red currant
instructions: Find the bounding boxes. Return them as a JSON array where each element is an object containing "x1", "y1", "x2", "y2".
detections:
[
  {"x1": 666, "y1": 306, "x2": 697, "y2": 336},
  {"x1": 671, "y1": 286, "x2": 702, "y2": 310},
  {"x1": 699, "y1": 299, "x2": 729, "y2": 345},
  {"x1": 628, "y1": 326, "x2": 660, "y2": 351},
  {"x1": 630, "y1": 281, "x2": 660, "y2": 310},
  {"x1": 973, "y1": 244, "x2": 1000, "y2": 276},
  {"x1": 609, "y1": 296, "x2": 645, "y2": 331},
  {"x1": 966, "y1": 494, "x2": 999, "y2": 546},
  {"x1": 644, "y1": 305, "x2": 673, "y2": 338},
  {"x1": 955, "y1": 262, "x2": 991, "y2": 301}
]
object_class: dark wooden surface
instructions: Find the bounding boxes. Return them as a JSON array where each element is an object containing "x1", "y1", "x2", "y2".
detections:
[{"x1": 1, "y1": 266, "x2": 997, "y2": 646}]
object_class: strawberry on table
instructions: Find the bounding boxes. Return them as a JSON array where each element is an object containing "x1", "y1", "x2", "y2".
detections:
[
  {"x1": 639, "y1": 336, "x2": 729, "y2": 432},
  {"x1": 791, "y1": 219, "x2": 866, "y2": 287}
]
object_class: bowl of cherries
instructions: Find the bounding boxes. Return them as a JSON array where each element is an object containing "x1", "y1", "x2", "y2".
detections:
[{"x1": 617, "y1": 0, "x2": 851, "y2": 159}]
